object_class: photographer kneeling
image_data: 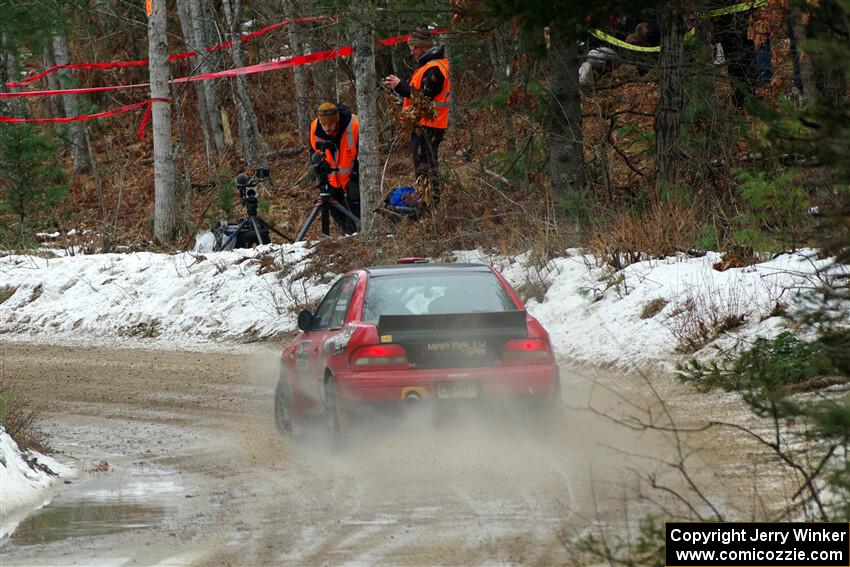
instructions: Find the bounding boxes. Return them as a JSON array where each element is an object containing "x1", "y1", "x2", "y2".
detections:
[{"x1": 309, "y1": 102, "x2": 360, "y2": 235}]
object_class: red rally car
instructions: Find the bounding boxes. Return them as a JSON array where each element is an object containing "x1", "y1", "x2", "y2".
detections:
[{"x1": 275, "y1": 261, "x2": 561, "y2": 442}]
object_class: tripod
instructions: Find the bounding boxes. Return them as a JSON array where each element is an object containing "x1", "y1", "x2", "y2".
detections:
[
  {"x1": 215, "y1": 172, "x2": 293, "y2": 251},
  {"x1": 295, "y1": 182, "x2": 361, "y2": 242}
]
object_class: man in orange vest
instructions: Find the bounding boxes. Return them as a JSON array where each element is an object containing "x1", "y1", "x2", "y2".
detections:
[
  {"x1": 309, "y1": 102, "x2": 360, "y2": 234},
  {"x1": 382, "y1": 28, "x2": 450, "y2": 206}
]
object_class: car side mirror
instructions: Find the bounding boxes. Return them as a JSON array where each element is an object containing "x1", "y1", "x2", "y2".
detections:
[{"x1": 297, "y1": 309, "x2": 314, "y2": 332}]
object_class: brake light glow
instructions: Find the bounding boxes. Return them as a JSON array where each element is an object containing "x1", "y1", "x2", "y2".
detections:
[
  {"x1": 350, "y1": 344, "x2": 408, "y2": 368},
  {"x1": 502, "y1": 338, "x2": 550, "y2": 363}
]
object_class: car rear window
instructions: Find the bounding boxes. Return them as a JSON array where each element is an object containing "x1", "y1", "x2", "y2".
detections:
[{"x1": 362, "y1": 272, "x2": 517, "y2": 323}]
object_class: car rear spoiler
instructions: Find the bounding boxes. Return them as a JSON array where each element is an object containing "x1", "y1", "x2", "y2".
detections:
[{"x1": 377, "y1": 311, "x2": 528, "y2": 343}]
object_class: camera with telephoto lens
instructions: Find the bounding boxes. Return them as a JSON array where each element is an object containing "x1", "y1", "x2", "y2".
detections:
[
  {"x1": 235, "y1": 167, "x2": 269, "y2": 216},
  {"x1": 311, "y1": 141, "x2": 338, "y2": 193},
  {"x1": 211, "y1": 167, "x2": 271, "y2": 251}
]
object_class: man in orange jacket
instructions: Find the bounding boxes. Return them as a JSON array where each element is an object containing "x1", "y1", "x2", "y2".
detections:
[
  {"x1": 382, "y1": 28, "x2": 450, "y2": 206},
  {"x1": 309, "y1": 102, "x2": 360, "y2": 234}
]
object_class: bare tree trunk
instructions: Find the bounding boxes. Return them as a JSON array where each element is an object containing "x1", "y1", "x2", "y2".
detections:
[
  {"x1": 304, "y1": 9, "x2": 335, "y2": 101},
  {"x1": 281, "y1": 0, "x2": 312, "y2": 144},
  {"x1": 352, "y1": 0, "x2": 379, "y2": 234},
  {"x1": 309, "y1": 59, "x2": 336, "y2": 102},
  {"x1": 656, "y1": 4, "x2": 685, "y2": 191},
  {"x1": 52, "y1": 33, "x2": 90, "y2": 173},
  {"x1": 694, "y1": 5, "x2": 728, "y2": 167},
  {"x1": 1, "y1": 34, "x2": 27, "y2": 118},
  {"x1": 120, "y1": 0, "x2": 141, "y2": 61},
  {"x1": 489, "y1": 26, "x2": 516, "y2": 153},
  {"x1": 176, "y1": 0, "x2": 214, "y2": 171},
  {"x1": 0, "y1": 39, "x2": 10, "y2": 116},
  {"x1": 148, "y1": 0, "x2": 177, "y2": 244},
  {"x1": 222, "y1": 0, "x2": 269, "y2": 167},
  {"x1": 42, "y1": 46, "x2": 64, "y2": 120},
  {"x1": 188, "y1": 0, "x2": 227, "y2": 156},
  {"x1": 546, "y1": 23, "x2": 583, "y2": 213}
]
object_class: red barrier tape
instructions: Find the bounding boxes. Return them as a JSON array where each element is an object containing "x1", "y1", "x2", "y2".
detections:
[
  {"x1": 0, "y1": 98, "x2": 170, "y2": 142},
  {"x1": 0, "y1": 29, "x2": 447, "y2": 99},
  {"x1": 0, "y1": 99, "x2": 151, "y2": 124},
  {"x1": 0, "y1": 43, "x2": 355, "y2": 98},
  {"x1": 0, "y1": 83, "x2": 150, "y2": 98},
  {"x1": 6, "y1": 16, "x2": 335, "y2": 89},
  {"x1": 137, "y1": 97, "x2": 171, "y2": 141},
  {"x1": 0, "y1": 28, "x2": 447, "y2": 139}
]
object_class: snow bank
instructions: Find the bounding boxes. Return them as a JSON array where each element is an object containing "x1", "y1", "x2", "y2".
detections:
[
  {"x1": 456, "y1": 248, "x2": 843, "y2": 371},
  {"x1": 0, "y1": 428, "x2": 74, "y2": 538},
  {"x1": 0, "y1": 243, "x2": 317, "y2": 344},
  {"x1": 2, "y1": 245, "x2": 843, "y2": 369}
]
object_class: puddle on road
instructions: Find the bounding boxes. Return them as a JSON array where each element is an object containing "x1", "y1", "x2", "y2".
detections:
[{"x1": 9, "y1": 465, "x2": 184, "y2": 546}]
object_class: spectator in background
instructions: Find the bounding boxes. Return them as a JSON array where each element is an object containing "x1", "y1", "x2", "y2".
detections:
[{"x1": 382, "y1": 28, "x2": 451, "y2": 207}]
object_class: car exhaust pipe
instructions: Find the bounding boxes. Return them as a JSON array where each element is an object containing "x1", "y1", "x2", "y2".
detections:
[
  {"x1": 401, "y1": 387, "x2": 426, "y2": 405},
  {"x1": 404, "y1": 391, "x2": 422, "y2": 404}
]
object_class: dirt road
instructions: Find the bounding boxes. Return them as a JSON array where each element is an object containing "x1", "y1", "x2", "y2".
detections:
[{"x1": 0, "y1": 341, "x2": 764, "y2": 566}]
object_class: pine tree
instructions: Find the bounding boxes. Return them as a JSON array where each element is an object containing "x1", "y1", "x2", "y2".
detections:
[{"x1": 0, "y1": 124, "x2": 69, "y2": 237}]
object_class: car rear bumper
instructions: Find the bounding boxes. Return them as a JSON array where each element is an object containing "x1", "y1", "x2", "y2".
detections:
[{"x1": 335, "y1": 363, "x2": 560, "y2": 403}]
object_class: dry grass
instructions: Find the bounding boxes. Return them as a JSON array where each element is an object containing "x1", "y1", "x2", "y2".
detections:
[
  {"x1": 290, "y1": 167, "x2": 570, "y2": 282},
  {"x1": 587, "y1": 200, "x2": 703, "y2": 270},
  {"x1": 0, "y1": 285, "x2": 16, "y2": 304},
  {"x1": 516, "y1": 265, "x2": 554, "y2": 303},
  {"x1": 662, "y1": 280, "x2": 750, "y2": 353},
  {"x1": 640, "y1": 297, "x2": 669, "y2": 319},
  {"x1": 0, "y1": 383, "x2": 49, "y2": 453}
]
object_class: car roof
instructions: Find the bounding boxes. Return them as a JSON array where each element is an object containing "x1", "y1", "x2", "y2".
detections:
[{"x1": 363, "y1": 263, "x2": 494, "y2": 277}]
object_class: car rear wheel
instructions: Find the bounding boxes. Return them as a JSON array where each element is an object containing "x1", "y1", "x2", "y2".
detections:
[
  {"x1": 323, "y1": 377, "x2": 345, "y2": 451},
  {"x1": 274, "y1": 368, "x2": 293, "y2": 435}
]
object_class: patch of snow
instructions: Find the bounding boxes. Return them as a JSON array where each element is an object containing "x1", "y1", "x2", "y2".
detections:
[
  {"x1": 0, "y1": 428, "x2": 75, "y2": 538},
  {"x1": 194, "y1": 231, "x2": 216, "y2": 254},
  {"x1": 2, "y1": 245, "x2": 844, "y2": 365}
]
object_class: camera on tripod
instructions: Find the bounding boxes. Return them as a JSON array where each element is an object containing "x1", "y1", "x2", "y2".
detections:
[
  {"x1": 212, "y1": 167, "x2": 274, "y2": 251},
  {"x1": 236, "y1": 167, "x2": 269, "y2": 214},
  {"x1": 310, "y1": 142, "x2": 337, "y2": 195},
  {"x1": 294, "y1": 141, "x2": 361, "y2": 241}
]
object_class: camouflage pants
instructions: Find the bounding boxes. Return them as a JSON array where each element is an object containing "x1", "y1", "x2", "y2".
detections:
[{"x1": 411, "y1": 126, "x2": 445, "y2": 205}]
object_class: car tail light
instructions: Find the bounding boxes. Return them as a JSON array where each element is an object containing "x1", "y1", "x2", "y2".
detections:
[
  {"x1": 350, "y1": 344, "x2": 408, "y2": 369},
  {"x1": 502, "y1": 338, "x2": 551, "y2": 364}
]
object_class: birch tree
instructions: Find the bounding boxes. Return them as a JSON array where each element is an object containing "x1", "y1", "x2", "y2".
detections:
[
  {"x1": 176, "y1": 0, "x2": 214, "y2": 170},
  {"x1": 281, "y1": 0, "x2": 311, "y2": 143},
  {"x1": 188, "y1": 0, "x2": 227, "y2": 156},
  {"x1": 222, "y1": 0, "x2": 269, "y2": 167},
  {"x1": 304, "y1": 5, "x2": 335, "y2": 102},
  {"x1": 53, "y1": 32, "x2": 90, "y2": 173},
  {"x1": 42, "y1": 45, "x2": 64, "y2": 121},
  {"x1": 351, "y1": 1, "x2": 378, "y2": 233},
  {"x1": 147, "y1": 0, "x2": 177, "y2": 244}
]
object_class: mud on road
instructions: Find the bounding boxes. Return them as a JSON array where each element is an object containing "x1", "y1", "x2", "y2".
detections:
[{"x1": 0, "y1": 341, "x2": 782, "y2": 566}]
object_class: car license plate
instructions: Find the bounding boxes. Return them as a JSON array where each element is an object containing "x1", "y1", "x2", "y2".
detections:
[{"x1": 435, "y1": 380, "x2": 478, "y2": 399}]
